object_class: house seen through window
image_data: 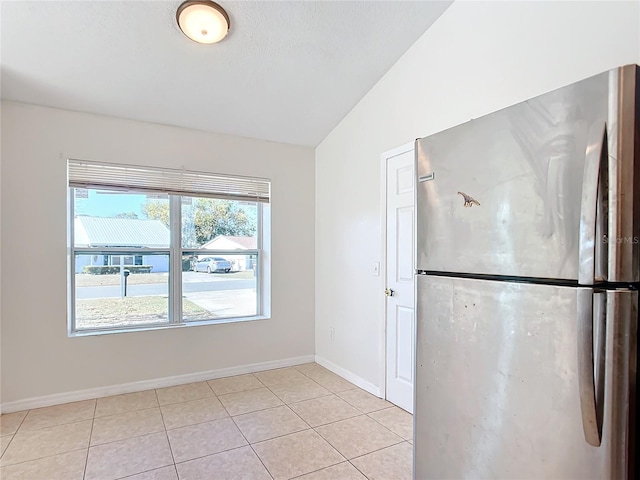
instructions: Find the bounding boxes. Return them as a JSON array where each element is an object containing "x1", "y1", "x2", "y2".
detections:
[{"x1": 68, "y1": 160, "x2": 269, "y2": 333}]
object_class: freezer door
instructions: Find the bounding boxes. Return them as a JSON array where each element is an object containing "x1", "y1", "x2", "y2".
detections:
[
  {"x1": 414, "y1": 275, "x2": 634, "y2": 479},
  {"x1": 416, "y1": 71, "x2": 611, "y2": 279}
]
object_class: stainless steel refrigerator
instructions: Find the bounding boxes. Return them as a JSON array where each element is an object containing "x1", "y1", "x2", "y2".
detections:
[{"x1": 414, "y1": 65, "x2": 638, "y2": 479}]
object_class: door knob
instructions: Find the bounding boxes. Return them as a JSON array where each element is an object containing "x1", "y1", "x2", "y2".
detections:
[{"x1": 385, "y1": 288, "x2": 395, "y2": 297}]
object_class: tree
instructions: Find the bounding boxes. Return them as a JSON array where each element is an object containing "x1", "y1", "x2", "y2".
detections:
[
  {"x1": 142, "y1": 200, "x2": 169, "y2": 227},
  {"x1": 142, "y1": 198, "x2": 257, "y2": 247},
  {"x1": 115, "y1": 212, "x2": 139, "y2": 219}
]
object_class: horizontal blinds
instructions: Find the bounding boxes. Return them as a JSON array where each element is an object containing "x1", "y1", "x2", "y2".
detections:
[{"x1": 68, "y1": 159, "x2": 270, "y2": 203}]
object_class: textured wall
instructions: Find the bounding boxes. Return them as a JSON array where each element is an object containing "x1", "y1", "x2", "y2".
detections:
[
  {"x1": 1, "y1": 102, "x2": 315, "y2": 404},
  {"x1": 315, "y1": 0, "x2": 640, "y2": 390}
]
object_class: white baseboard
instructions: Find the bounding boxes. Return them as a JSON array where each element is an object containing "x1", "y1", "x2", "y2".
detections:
[
  {"x1": 314, "y1": 355, "x2": 382, "y2": 397},
  {"x1": 0, "y1": 355, "x2": 315, "y2": 413}
]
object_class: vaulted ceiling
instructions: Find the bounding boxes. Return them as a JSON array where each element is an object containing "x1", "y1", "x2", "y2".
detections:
[{"x1": 1, "y1": 1, "x2": 451, "y2": 146}]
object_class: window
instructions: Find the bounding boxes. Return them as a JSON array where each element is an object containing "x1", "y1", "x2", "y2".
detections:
[
  {"x1": 110, "y1": 255, "x2": 135, "y2": 266},
  {"x1": 68, "y1": 160, "x2": 270, "y2": 334}
]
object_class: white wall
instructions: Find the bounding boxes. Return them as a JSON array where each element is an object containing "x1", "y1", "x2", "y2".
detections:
[
  {"x1": 1, "y1": 101, "x2": 315, "y2": 404},
  {"x1": 315, "y1": 1, "x2": 640, "y2": 390},
  {"x1": 0, "y1": 96, "x2": 3, "y2": 409}
]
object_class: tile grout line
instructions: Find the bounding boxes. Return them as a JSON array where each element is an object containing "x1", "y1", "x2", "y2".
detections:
[
  {"x1": 208, "y1": 383, "x2": 266, "y2": 397},
  {"x1": 117, "y1": 378, "x2": 393, "y2": 477},
  {"x1": 365, "y1": 408, "x2": 413, "y2": 441},
  {"x1": 220, "y1": 400, "x2": 283, "y2": 418},
  {"x1": 89, "y1": 421, "x2": 166, "y2": 448},
  {"x1": 94, "y1": 405, "x2": 164, "y2": 422},
  {"x1": 237, "y1": 391, "x2": 369, "y2": 430},
  {"x1": 348, "y1": 438, "x2": 409, "y2": 461},
  {"x1": 155, "y1": 389, "x2": 178, "y2": 474},
  {"x1": 163, "y1": 414, "x2": 230, "y2": 433},
  {"x1": 271, "y1": 373, "x2": 352, "y2": 479},
  {"x1": 0, "y1": 447, "x2": 89, "y2": 470},
  {"x1": 291, "y1": 384, "x2": 358, "y2": 403},
  {"x1": 7, "y1": 416, "x2": 95, "y2": 435},
  {"x1": 312, "y1": 411, "x2": 369, "y2": 427},
  {"x1": 301, "y1": 381, "x2": 360, "y2": 395},
  {"x1": 293, "y1": 365, "x2": 360, "y2": 393},
  {"x1": 82, "y1": 400, "x2": 98, "y2": 480},
  {"x1": 0, "y1": 412, "x2": 95, "y2": 472},
  {"x1": 334, "y1": 393, "x2": 393, "y2": 415},
  {"x1": 10, "y1": 397, "x2": 255, "y2": 448},
  {"x1": 256, "y1": 367, "x2": 360, "y2": 411},
  {"x1": 349, "y1": 440, "x2": 414, "y2": 480},
  {"x1": 287, "y1": 458, "x2": 348, "y2": 479},
  {"x1": 11, "y1": 408, "x2": 30, "y2": 435},
  {"x1": 115, "y1": 464, "x2": 178, "y2": 480},
  {"x1": 264, "y1": 378, "x2": 358, "y2": 441},
  {"x1": 204, "y1": 380, "x2": 216, "y2": 396},
  {"x1": 219, "y1": 369, "x2": 349, "y2": 479},
  {"x1": 111, "y1": 393, "x2": 337, "y2": 437},
  {"x1": 281, "y1": 404, "x2": 313, "y2": 431},
  {"x1": 9, "y1": 402, "x2": 97, "y2": 434},
  {"x1": 212, "y1": 391, "x2": 273, "y2": 478},
  {"x1": 348, "y1": 459, "x2": 372, "y2": 480},
  {"x1": 85, "y1": 429, "x2": 169, "y2": 451},
  {"x1": 261, "y1": 380, "x2": 298, "y2": 411},
  {"x1": 216, "y1": 383, "x2": 317, "y2": 445},
  {"x1": 3, "y1": 365, "x2": 409, "y2": 479},
  {"x1": 245, "y1": 426, "x2": 315, "y2": 447},
  {"x1": 2, "y1": 366, "x2": 350, "y2": 433},
  {"x1": 274, "y1": 390, "x2": 335, "y2": 407},
  {"x1": 262, "y1": 374, "x2": 387, "y2": 431},
  {"x1": 93, "y1": 391, "x2": 161, "y2": 419},
  {"x1": 310, "y1": 416, "x2": 407, "y2": 466},
  {"x1": 172, "y1": 444, "x2": 246, "y2": 466},
  {"x1": 156, "y1": 394, "x2": 216, "y2": 408},
  {"x1": 225, "y1": 403, "x2": 275, "y2": 480},
  {"x1": 0, "y1": 409, "x2": 30, "y2": 462},
  {"x1": 309, "y1": 423, "x2": 349, "y2": 465}
]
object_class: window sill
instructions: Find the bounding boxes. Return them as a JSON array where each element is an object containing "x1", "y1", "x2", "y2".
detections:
[{"x1": 68, "y1": 315, "x2": 271, "y2": 337}]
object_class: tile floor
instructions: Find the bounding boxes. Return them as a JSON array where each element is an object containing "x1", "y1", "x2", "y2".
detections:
[{"x1": 0, "y1": 363, "x2": 413, "y2": 480}]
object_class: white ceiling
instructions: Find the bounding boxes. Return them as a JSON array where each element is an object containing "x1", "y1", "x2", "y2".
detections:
[{"x1": 1, "y1": 1, "x2": 451, "y2": 146}]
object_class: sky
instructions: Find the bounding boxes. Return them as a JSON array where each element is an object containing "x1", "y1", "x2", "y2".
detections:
[
  {"x1": 74, "y1": 189, "x2": 157, "y2": 218},
  {"x1": 73, "y1": 189, "x2": 257, "y2": 228}
]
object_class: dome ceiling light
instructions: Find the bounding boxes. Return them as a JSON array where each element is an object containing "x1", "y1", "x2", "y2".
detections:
[{"x1": 176, "y1": 1, "x2": 230, "y2": 44}]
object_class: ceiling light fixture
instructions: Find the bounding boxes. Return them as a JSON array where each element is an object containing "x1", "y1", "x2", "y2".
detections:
[{"x1": 176, "y1": 0, "x2": 230, "y2": 44}]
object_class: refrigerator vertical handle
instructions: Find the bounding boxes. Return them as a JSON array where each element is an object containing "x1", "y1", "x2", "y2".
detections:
[
  {"x1": 578, "y1": 124, "x2": 607, "y2": 286},
  {"x1": 604, "y1": 289, "x2": 637, "y2": 479},
  {"x1": 577, "y1": 287, "x2": 603, "y2": 447}
]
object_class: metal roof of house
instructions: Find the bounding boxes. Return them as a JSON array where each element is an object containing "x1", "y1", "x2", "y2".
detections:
[
  {"x1": 75, "y1": 216, "x2": 170, "y2": 248},
  {"x1": 203, "y1": 235, "x2": 257, "y2": 250}
]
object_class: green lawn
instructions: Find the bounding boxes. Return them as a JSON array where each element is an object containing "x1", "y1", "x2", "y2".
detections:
[{"x1": 75, "y1": 296, "x2": 212, "y2": 329}]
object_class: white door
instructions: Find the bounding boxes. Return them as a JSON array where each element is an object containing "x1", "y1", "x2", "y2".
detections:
[{"x1": 384, "y1": 145, "x2": 415, "y2": 413}]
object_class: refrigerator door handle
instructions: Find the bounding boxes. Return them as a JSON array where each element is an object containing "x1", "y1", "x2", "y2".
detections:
[
  {"x1": 604, "y1": 289, "x2": 637, "y2": 479},
  {"x1": 577, "y1": 287, "x2": 604, "y2": 446},
  {"x1": 578, "y1": 123, "x2": 607, "y2": 286}
]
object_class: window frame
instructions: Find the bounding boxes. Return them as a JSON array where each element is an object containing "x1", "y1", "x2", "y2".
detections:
[{"x1": 68, "y1": 184, "x2": 267, "y2": 336}]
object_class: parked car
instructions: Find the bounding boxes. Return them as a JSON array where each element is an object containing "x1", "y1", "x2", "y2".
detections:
[{"x1": 194, "y1": 257, "x2": 232, "y2": 273}]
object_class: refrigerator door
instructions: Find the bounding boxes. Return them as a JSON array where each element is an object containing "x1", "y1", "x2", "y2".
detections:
[
  {"x1": 416, "y1": 71, "x2": 611, "y2": 279},
  {"x1": 414, "y1": 275, "x2": 634, "y2": 479}
]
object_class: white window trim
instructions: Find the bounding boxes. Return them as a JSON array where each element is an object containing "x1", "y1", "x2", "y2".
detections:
[{"x1": 67, "y1": 178, "x2": 270, "y2": 336}]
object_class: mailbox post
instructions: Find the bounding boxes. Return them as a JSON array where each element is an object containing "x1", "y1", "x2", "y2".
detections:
[{"x1": 120, "y1": 267, "x2": 131, "y2": 297}]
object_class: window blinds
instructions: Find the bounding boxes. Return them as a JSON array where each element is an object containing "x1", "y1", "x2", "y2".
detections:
[{"x1": 68, "y1": 159, "x2": 270, "y2": 203}]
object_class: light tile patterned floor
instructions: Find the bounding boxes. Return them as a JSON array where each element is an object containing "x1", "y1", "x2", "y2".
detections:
[{"x1": 0, "y1": 363, "x2": 413, "y2": 480}]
